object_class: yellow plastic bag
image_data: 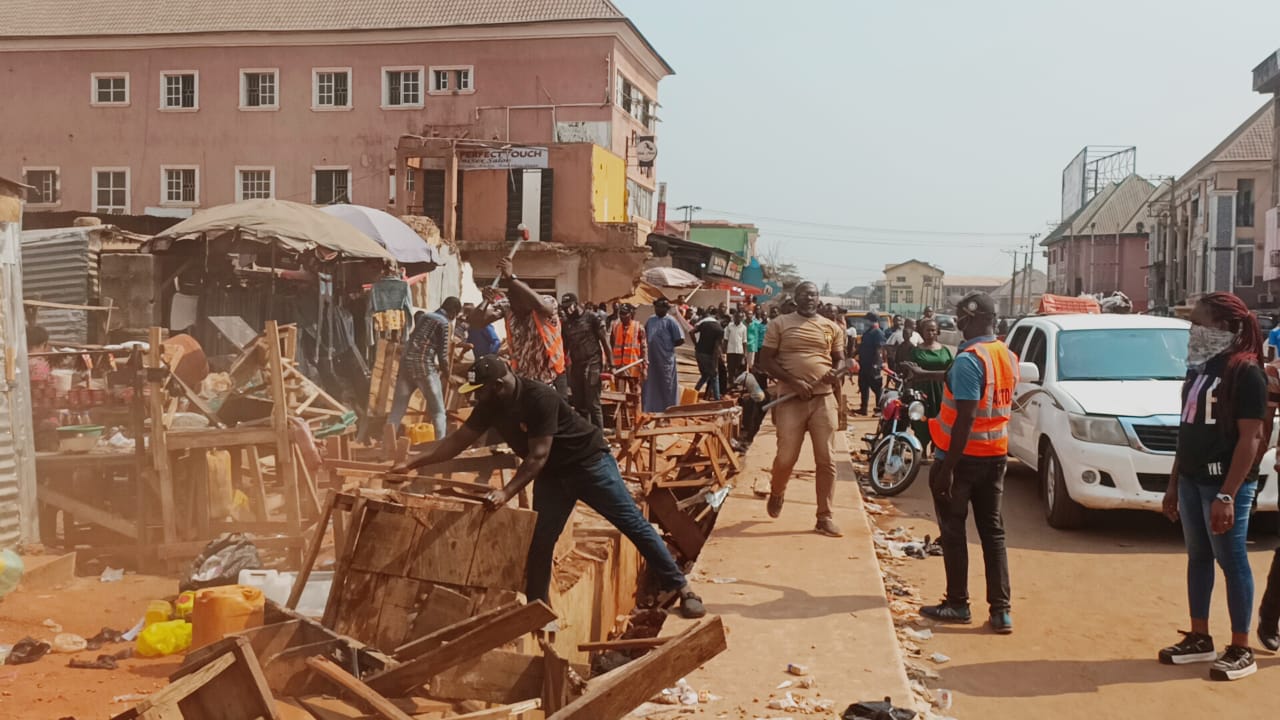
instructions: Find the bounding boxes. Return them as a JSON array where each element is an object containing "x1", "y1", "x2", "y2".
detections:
[{"x1": 135, "y1": 619, "x2": 192, "y2": 657}]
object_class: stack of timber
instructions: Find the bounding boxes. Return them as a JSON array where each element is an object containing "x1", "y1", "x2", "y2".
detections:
[{"x1": 113, "y1": 483, "x2": 728, "y2": 720}]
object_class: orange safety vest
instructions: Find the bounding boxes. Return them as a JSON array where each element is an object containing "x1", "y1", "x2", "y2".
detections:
[
  {"x1": 930, "y1": 340, "x2": 1019, "y2": 457},
  {"x1": 611, "y1": 320, "x2": 642, "y2": 366},
  {"x1": 505, "y1": 311, "x2": 566, "y2": 377}
]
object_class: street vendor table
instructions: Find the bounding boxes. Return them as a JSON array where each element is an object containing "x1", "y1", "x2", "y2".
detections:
[{"x1": 36, "y1": 448, "x2": 148, "y2": 566}]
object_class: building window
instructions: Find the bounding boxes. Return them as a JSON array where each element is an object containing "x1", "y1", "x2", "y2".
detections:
[
  {"x1": 429, "y1": 66, "x2": 474, "y2": 94},
  {"x1": 626, "y1": 179, "x2": 653, "y2": 221},
  {"x1": 382, "y1": 67, "x2": 423, "y2": 108},
  {"x1": 313, "y1": 68, "x2": 351, "y2": 109},
  {"x1": 160, "y1": 71, "x2": 198, "y2": 110},
  {"x1": 23, "y1": 168, "x2": 59, "y2": 205},
  {"x1": 91, "y1": 73, "x2": 129, "y2": 106},
  {"x1": 313, "y1": 168, "x2": 351, "y2": 205},
  {"x1": 896, "y1": 275, "x2": 906, "y2": 282},
  {"x1": 236, "y1": 167, "x2": 274, "y2": 200},
  {"x1": 1237, "y1": 179, "x2": 1255, "y2": 228},
  {"x1": 405, "y1": 169, "x2": 416, "y2": 194},
  {"x1": 616, "y1": 72, "x2": 656, "y2": 130},
  {"x1": 905, "y1": 289, "x2": 914, "y2": 304},
  {"x1": 93, "y1": 168, "x2": 130, "y2": 214},
  {"x1": 161, "y1": 166, "x2": 198, "y2": 206},
  {"x1": 240, "y1": 69, "x2": 278, "y2": 110}
]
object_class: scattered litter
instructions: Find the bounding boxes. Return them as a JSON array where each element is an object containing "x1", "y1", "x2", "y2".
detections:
[
  {"x1": 69, "y1": 654, "x2": 120, "y2": 670},
  {"x1": 99, "y1": 567, "x2": 124, "y2": 583},
  {"x1": 905, "y1": 661, "x2": 941, "y2": 682},
  {"x1": 41, "y1": 618, "x2": 62, "y2": 633},
  {"x1": 930, "y1": 652, "x2": 951, "y2": 664},
  {"x1": 785, "y1": 663, "x2": 808, "y2": 676},
  {"x1": 654, "y1": 678, "x2": 709, "y2": 706},
  {"x1": 709, "y1": 577, "x2": 738, "y2": 584},
  {"x1": 180, "y1": 533, "x2": 262, "y2": 591},
  {"x1": 85, "y1": 627, "x2": 126, "y2": 651},
  {"x1": 121, "y1": 618, "x2": 145, "y2": 643},
  {"x1": 864, "y1": 501, "x2": 887, "y2": 515},
  {"x1": 112, "y1": 693, "x2": 149, "y2": 704},
  {"x1": 934, "y1": 689, "x2": 953, "y2": 711},
  {"x1": 0, "y1": 644, "x2": 11, "y2": 664},
  {"x1": 51, "y1": 633, "x2": 87, "y2": 653},
  {"x1": 135, "y1": 619, "x2": 192, "y2": 657},
  {"x1": 796, "y1": 676, "x2": 816, "y2": 688},
  {"x1": 767, "y1": 693, "x2": 798, "y2": 710},
  {"x1": 904, "y1": 628, "x2": 933, "y2": 641},
  {"x1": 842, "y1": 696, "x2": 918, "y2": 720},
  {"x1": 6, "y1": 637, "x2": 51, "y2": 665},
  {"x1": 776, "y1": 680, "x2": 793, "y2": 689}
]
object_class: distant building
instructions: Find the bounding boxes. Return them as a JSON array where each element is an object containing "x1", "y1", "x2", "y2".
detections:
[
  {"x1": 882, "y1": 260, "x2": 944, "y2": 316},
  {"x1": 991, "y1": 268, "x2": 1048, "y2": 316},
  {"x1": 942, "y1": 275, "x2": 1004, "y2": 307},
  {"x1": 1043, "y1": 174, "x2": 1155, "y2": 312},
  {"x1": 1149, "y1": 101, "x2": 1274, "y2": 309}
]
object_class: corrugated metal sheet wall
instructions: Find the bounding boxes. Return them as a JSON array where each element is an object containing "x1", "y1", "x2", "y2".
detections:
[
  {"x1": 0, "y1": 221, "x2": 38, "y2": 548},
  {"x1": 20, "y1": 228, "x2": 100, "y2": 345}
]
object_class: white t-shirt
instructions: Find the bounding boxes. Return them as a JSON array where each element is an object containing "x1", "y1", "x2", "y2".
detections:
[
  {"x1": 725, "y1": 322, "x2": 747, "y2": 354},
  {"x1": 886, "y1": 329, "x2": 923, "y2": 346}
]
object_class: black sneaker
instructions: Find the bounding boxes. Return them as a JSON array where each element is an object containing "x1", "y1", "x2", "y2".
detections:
[
  {"x1": 1209, "y1": 645, "x2": 1257, "y2": 681},
  {"x1": 1258, "y1": 618, "x2": 1280, "y2": 652},
  {"x1": 678, "y1": 589, "x2": 707, "y2": 619},
  {"x1": 920, "y1": 601, "x2": 971, "y2": 624},
  {"x1": 1158, "y1": 631, "x2": 1216, "y2": 665},
  {"x1": 766, "y1": 494, "x2": 784, "y2": 518}
]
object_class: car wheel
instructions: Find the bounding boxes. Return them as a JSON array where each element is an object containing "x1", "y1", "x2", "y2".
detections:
[
  {"x1": 1040, "y1": 443, "x2": 1085, "y2": 529},
  {"x1": 1251, "y1": 511, "x2": 1279, "y2": 537}
]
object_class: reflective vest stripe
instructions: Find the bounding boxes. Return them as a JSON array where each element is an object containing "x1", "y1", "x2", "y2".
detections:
[
  {"x1": 611, "y1": 320, "x2": 642, "y2": 366},
  {"x1": 534, "y1": 313, "x2": 566, "y2": 375},
  {"x1": 929, "y1": 340, "x2": 1019, "y2": 457}
]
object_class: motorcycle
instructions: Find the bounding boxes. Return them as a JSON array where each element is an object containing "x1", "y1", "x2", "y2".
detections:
[{"x1": 862, "y1": 369, "x2": 927, "y2": 496}]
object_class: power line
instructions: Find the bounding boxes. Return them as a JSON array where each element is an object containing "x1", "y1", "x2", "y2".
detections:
[
  {"x1": 698, "y1": 207, "x2": 1033, "y2": 238},
  {"x1": 762, "y1": 230, "x2": 1028, "y2": 249}
]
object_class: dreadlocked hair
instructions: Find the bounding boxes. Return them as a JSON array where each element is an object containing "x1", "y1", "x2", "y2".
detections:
[{"x1": 1196, "y1": 292, "x2": 1264, "y2": 430}]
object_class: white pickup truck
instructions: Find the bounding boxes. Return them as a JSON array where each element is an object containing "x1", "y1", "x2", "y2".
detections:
[{"x1": 1004, "y1": 313, "x2": 1278, "y2": 529}]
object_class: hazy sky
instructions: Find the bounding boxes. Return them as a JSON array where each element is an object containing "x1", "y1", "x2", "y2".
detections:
[{"x1": 615, "y1": 0, "x2": 1280, "y2": 292}]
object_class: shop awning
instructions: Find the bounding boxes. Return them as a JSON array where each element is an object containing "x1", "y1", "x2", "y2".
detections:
[
  {"x1": 704, "y1": 278, "x2": 766, "y2": 296},
  {"x1": 148, "y1": 199, "x2": 396, "y2": 261}
]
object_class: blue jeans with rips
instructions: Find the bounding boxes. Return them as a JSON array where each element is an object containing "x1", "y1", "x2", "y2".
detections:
[
  {"x1": 525, "y1": 452, "x2": 687, "y2": 603},
  {"x1": 1179, "y1": 474, "x2": 1257, "y2": 634}
]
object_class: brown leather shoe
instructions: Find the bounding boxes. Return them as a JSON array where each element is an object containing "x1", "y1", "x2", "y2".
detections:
[{"x1": 815, "y1": 518, "x2": 843, "y2": 537}]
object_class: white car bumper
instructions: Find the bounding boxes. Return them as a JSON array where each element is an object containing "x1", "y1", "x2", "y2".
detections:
[{"x1": 1055, "y1": 442, "x2": 1279, "y2": 513}]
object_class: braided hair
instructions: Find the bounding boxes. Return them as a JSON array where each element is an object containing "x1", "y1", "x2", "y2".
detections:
[{"x1": 1196, "y1": 292, "x2": 1264, "y2": 429}]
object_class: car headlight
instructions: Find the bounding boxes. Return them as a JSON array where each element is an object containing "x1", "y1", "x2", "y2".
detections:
[
  {"x1": 908, "y1": 401, "x2": 926, "y2": 421},
  {"x1": 1068, "y1": 413, "x2": 1128, "y2": 446}
]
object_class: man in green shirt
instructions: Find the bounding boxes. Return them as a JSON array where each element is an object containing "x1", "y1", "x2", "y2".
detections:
[{"x1": 746, "y1": 308, "x2": 766, "y2": 370}]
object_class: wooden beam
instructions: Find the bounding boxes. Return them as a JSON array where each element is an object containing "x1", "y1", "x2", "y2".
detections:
[
  {"x1": 288, "y1": 491, "x2": 336, "y2": 609},
  {"x1": 368, "y1": 601, "x2": 557, "y2": 697},
  {"x1": 38, "y1": 486, "x2": 137, "y2": 539},
  {"x1": 576, "y1": 637, "x2": 671, "y2": 652},
  {"x1": 266, "y1": 321, "x2": 303, "y2": 547},
  {"x1": 154, "y1": 534, "x2": 304, "y2": 559},
  {"x1": 305, "y1": 656, "x2": 414, "y2": 720},
  {"x1": 166, "y1": 427, "x2": 278, "y2": 451},
  {"x1": 394, "y1": 601, "x2": 521, "y2": 660},
  {"x1": 547, "y1": 617, "x2": 727, "y2": 720},
  {"x1": 147, "y1": 327, "x2": 179, "y2": 548}
]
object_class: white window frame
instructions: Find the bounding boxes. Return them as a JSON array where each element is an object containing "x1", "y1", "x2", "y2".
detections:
[
  {"x1": 312, "y1": 166, "x2": 352, "y2": 205},
  {"x1": 90, "y1": 72, "x2": 130, "y2": 107},
  {"x1": 22, "y1": 166, "x2": 60, "y2": 207},
  {"x1": 239, "y1": 68, "x2": 279, "y2": 111},
  {"x1": 311, "y1": 67, "x2": 353, "y2": 111},
  {"x1": 159, "y1": 70, "x2": 199, "y2": 111},
  {"x1": 235, "y1": 166, "x2": 276, "y2": 201},
  {"x1": 429, "y1": 65, "x2": 475, "y2": 95},
  {"x1": 92, "y1": 166, "x2": 131, "y2": 214},
  {"x1": 159, "y1": 165, "x2": 200, "y2": 207},
  {"x1": 381, "y1": 66, "x2": 424, "y2": 109}
]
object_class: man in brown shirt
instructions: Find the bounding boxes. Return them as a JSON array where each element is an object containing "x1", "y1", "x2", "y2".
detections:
[{"x1": 756, "y1": 280, "x2": 847, "y2": 537}]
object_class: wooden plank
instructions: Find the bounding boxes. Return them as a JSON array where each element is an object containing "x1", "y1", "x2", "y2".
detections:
[
  {"x1": 547, "y1": 617, "x2": 727, "y2": 720},
  {"x1": 288, "y1": 491, "x2": 336, "y2": 610},
  {"x1": 449, "y1": 700, "x2": 540, "y2": 720},
  {"x1": 154, "y1": 535, "x2": 304, "y2": 560},
  {"x1": 405, "y1": 584, "x2": 473, "y2": 642},
  {"x1": 645, "y1": 488, "x2": 707, "y2": 562},
  {"x1": 165, "y1": 427, "x2": 280, "y2": 451},
  {"x1": 305, "y1": 656, "x2": 415, "y2": 720},
  {"x1": 465, "y1": 504, "x2": 538, "y2": 589},
  {"x1": 296, "y1": 696, "x2": 367, "y2": 720},
  {"x1": 576, "y1": 637, "x2": 670, "y2": 652},
  {"x1": 323, "y1": 497, "x2": 367, "y2": 628},
  {"x1": 632, "y1": 424, "x2": 719, "y2": 438},
  {"x1": 147, "y1": 326, "x2": 179, "y2": 549},
  {"x1": 38, "y1": 486, "x2": 138, "y2": 539},
  {"x1": 266, "y1": 321, "x2": 303, "y2": 545},
  {"x1": 394, "y1": 601, "x2": 521, "y2": 660},
  {"x1": 112, "y1": 654, "x2": 236, "y2": 719},
  {"x1": 367, "y1": 601, "x2": 558, "y2": 697},
  {"x1": 430, "y1": 650, "x2": 547, "y2": 705},
  {"x1": 541, "y1": 642, "x2": 571, "y2": 714}
]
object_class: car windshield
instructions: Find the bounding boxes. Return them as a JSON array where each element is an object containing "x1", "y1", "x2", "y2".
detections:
[{"x1": 1056, "y1": 328, "x2": 1188, "y2": 381}]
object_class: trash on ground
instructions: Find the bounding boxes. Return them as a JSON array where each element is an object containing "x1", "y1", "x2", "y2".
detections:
[
  {"x1": 904, "y1": 627, "x2": 933, "y2": 641},
  {"x1": 85, "y1": 627, "x2": 126, "y2": 651},
  {"x1": 134, "y1": 619, "x2": 192, "y2": 657},
  {"x1": 69, "y1": 654, "x2": 121, "y2": 670},
  {"x1": 7, "y1": 637, "x2": 51, "y2": 665},
  {"x1": 934, "y1": 688, "x2": 953, "y2": 710},
  {"x1": 180, "y1": 533, "x2": 262, "y2": 591},
  {"x1": 776, "y1": 679, "x2": 793, "y2": 689},
  {"x1": 52, "y1": 633, "x2": 87, "y2": 653},
  {"x1": 112, "y1": 693, "x2": 149, "y2": 704},
  {"x1": 929, "y1": 652, "x2": 951, "y2": 664},
  {"x1": 99, "y1": 567, "x2": 124, "y2": 583},
  {"x1": 785, "y1": 663, "x2": 808, "y2": 675},
  {"x1": 842, "y1": 696, "x2": 918, "y2": 720}
]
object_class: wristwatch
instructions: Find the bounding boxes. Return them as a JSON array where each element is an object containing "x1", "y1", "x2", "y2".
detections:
[{"x1": 1215, "y1": 493, "x2": 1233, "y2": 505}]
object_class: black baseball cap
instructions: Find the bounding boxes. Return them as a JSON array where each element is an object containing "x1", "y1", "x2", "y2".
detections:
[
  {"x1": 560, "y1": 292, "x2": 579, "y2": 305},
  {"x1": 956, "y1": 292, "x2": 997, "y2": 318},
  {"x1": 459, "y1": 354, "x2": 509, "y2": 394},
  {"x1": 618, "y1": 303, "x2": 635, "y2": 313},
  {"x1": 654, "y1": 298, "x2": 671, "y2": 309}
]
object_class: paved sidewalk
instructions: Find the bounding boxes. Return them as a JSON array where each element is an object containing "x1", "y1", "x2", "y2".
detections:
[{"x1": 670, "y1": 417, "x2": 913, "y2": 713}]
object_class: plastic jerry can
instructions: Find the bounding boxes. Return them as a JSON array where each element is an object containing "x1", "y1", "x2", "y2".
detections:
[
  {"x1": 190, "y1": 585, "x2": 265, "y2": 651},
  {"x1": 406, "y1": 423, "x2": 436, "y2": 444},
  {"x1": 144, "y1": 599, "x2": 173, "y2": 627},
  {"x1": 680, "y1": 386, "x2": 699, "y2": 405}
]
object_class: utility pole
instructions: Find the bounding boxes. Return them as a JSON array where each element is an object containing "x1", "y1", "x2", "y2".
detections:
[
  {"x1": 1025, "y1": 233, "x2": 1041, "y2": 314},
  {"x1": 1003, "y1": 249, "x2": 1021, "y2": 316},
  {"x1": 674, "y1": 204, "x2": 701, "y2": 241}
]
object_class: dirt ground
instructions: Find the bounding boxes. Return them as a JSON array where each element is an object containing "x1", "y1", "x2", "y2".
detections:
[
  {"x1": 873, "y1": 443, "x2": 1280, "y2": 720},
  {"x1": 0, "y1": 572, "x2": 178, "y2": 720}
]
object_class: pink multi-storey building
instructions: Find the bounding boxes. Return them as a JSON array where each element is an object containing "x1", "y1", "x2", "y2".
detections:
[{"x1": 1, "y1": 0, "x2": 670, "y2": 296}]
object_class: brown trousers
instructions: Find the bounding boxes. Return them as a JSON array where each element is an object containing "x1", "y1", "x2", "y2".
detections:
[{"x1": 770, "y1": 392, "x2": 839, "y2": 520}]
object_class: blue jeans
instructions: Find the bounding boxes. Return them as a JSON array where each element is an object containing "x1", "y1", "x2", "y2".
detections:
[
  {"x1": 388, "y1": 368, "x2": 447, "y2": 439},
  {"x1": 1179, "y1": 474, "x2": 1257, "y2": 634},
  {"x1": 526, "y1": 452, "x2": 686, "y2": 603},
  {"x1": 695, "y1": 352, "x2": 720, "y2": 399}
]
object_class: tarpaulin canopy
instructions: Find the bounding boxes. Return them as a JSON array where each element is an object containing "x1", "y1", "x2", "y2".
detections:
[
  {"x1": 148, "y1": 199, "x2": 395, "y2": 261},
  {"x1": 1037, "y1": 293, "x2": 1100, "y2": 315},
  {"x1": 320, "y1": 204, "x2": 442, "y2": 265},
  {"x1": 641, "y1": 266, "x2": 701, "y2": 288},
  {"x1": 704, "y1": 278, "x2": 766, "y2": 296}
]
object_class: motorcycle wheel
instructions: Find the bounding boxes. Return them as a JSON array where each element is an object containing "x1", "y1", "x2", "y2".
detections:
[{"x1": 867, "y1": 436, "x2": 921, "y2": 496}]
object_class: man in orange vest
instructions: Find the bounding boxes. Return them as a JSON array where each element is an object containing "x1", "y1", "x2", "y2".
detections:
[
  {"x1": 494, "y1": 257, "x2": 567, "y2": 396},
  {"x1": 609, "y1": 303, "x2": 647, "y2": 392},
  {"x1": 903, "y1": 292, "x2": 1019, "y2": 634}
]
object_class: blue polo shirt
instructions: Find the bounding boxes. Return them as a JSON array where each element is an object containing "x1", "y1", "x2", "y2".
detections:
[{"x1": 933, "y1": 335, "x2": 996, "y2": 461}]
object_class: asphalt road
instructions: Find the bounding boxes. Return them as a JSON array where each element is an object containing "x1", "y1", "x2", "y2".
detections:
[{"x1": 876, "y1": 453, "x2": 1280, "y2": 720}]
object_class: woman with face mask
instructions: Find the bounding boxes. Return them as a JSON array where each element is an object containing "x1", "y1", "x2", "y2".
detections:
[{"x1": 1159, "y1": 292, "x2": 1267, "y2": 681}]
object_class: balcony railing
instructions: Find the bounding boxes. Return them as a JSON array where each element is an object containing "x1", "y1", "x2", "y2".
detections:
[{"x1": 1254, "y1": 50, "x2": 1280, "y2": 94}]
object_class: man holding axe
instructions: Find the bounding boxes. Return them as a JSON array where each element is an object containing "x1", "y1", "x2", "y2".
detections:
[{"x1": 754, "y1": 280, "x2": 850, "y2": 538}]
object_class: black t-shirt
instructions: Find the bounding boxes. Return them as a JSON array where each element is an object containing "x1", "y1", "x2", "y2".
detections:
[
  {"x1": 464, "y1": 376, "x2": 609, "y2": 470},
  {"x1": 694, "y1": 318, "x2": 724, "y2": 355},
  {"x1": 562, "y1": 312, "x2": 605, "y2": 366},
  {"x1": 1177, "y1": 355, "x2": 1267, "y2": 482}
]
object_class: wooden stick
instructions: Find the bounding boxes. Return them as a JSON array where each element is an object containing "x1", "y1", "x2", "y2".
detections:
[
  {"x1": 287, "y1": 491, "x2": 336, "y2": 609},
  {"x1": 576, "y1": 637, "x2": 671, "y2": 652},
  {"x1": 305, "y1": 655, "x2": 415, "y2": 720}
]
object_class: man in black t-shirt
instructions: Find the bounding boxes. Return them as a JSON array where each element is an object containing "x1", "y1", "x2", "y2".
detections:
[
  {"x1": 560, "y1": 293, "x2": 611, "y2": 430},
  {"x1": 392, "y1": 355, "x2": 706, "y2": 618},
  {"x1": 693, "y1": 308, "x2": 726, "y2": 400}
]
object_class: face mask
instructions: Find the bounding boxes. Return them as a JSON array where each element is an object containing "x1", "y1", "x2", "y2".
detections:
[{"x1": 1186, "y1": 325, "x2": 1235, "y2": 368}]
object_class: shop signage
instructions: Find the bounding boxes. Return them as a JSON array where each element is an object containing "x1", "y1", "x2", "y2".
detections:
[{"x1": 458, "y1": 147, "x2": 549, "y2": 171}]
